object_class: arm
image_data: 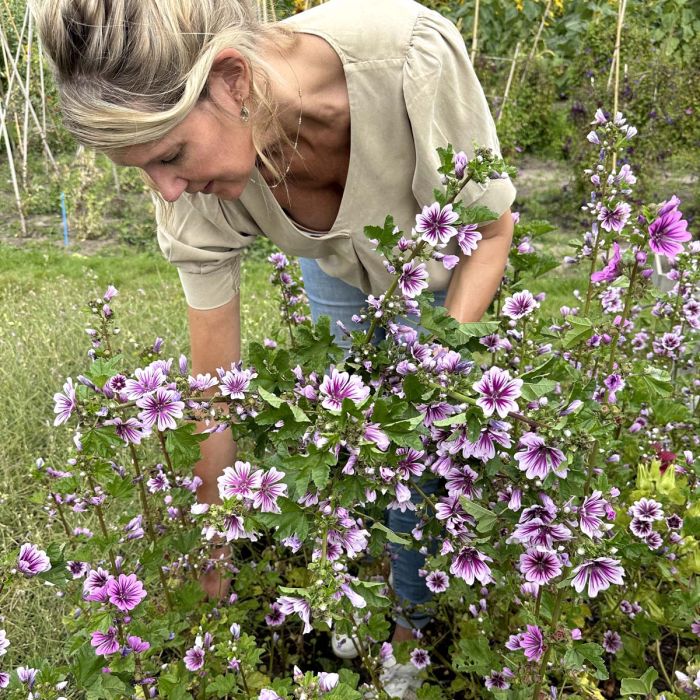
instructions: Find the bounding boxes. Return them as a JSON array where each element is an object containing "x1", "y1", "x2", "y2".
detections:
[
  {"x1": 188, "y1": 295, "x2": 241, "y2": 505},
  {"x1": 444, "y1": 209, "x2": 514, "y2": 323}
]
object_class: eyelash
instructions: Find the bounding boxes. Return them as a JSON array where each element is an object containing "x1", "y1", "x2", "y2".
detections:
[{"x1": 160, "y1": 151, "x2": 182, "y2": 166}]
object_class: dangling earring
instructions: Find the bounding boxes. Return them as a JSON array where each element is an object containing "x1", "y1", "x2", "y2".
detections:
[{"x1": 240, "y1": 101, "x2": 250, "y2": 123}]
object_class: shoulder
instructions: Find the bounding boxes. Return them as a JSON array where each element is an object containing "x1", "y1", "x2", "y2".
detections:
[{"x1": 282, "y1": 0, "x2": 448, "y2": 64}]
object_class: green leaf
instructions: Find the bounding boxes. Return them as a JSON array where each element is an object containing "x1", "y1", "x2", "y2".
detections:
[
  {"x1": 521, "y1": 378, "x2": 558, "y2": 402},
  {"x1": 72, "y1": 641, "x2": 103, "y2": 687},
  {"x1": 561, "y1": 317, "x2": 593, "y2": 349},
  {"x1": 563, "y1": 643, "x2": 609, "y2": 680},
  {"x1": 324, "y1": 684, "x2": 364, "y2": 700},
  {"x1": 620, "y1": 667, "x2": 659, "y2": 695},
  {"x1": 371, "y1": 522, "x2": 412, "y2": 546},
  {"x1": 433, "y1": 412, "x2": 467, "y2": 427},
  {"x1": 454, "y1": 321, "x2": 500, "y2": 341},
  {"x1": 86, "y1": 674, "x2": 132, "y2": 700},
  {"x1": 81, "y1": 427, "x2": 122, "y2": 458},
  {"x1": 165, "y1": 424, "x2": 207, "y2": 471},
  {"x1": 292, "y1": 316, "x2": 344, "y2": 373},
  {"x1": 352, "y1": 580, "x2": 391, "y2": 608},
  {"x1": 364, "y1": 215, "x2": 400, "y2": 250},
  {"x1": 257, "y1": 386, "x2": 283, "y2": 408},
  {"x1": 459, "y1": 496, "x2": 497, "y2": 533},
  {"x1": 453, "y1": 636, "x2": 497, "y2": 674},
  {"x1": 256, "y1": 497, "x2": 310, "y2": 540},
  {"x1": 84, "y1": 356, "x2": 124, "y2": 388},
  {"x1": 459, "y1": 204, "x2": 498, "y2": 225}
]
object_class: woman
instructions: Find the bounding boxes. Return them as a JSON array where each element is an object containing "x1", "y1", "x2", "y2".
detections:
[{"x1": 37, "y1": 0, "x2": 515, "y2": 693}]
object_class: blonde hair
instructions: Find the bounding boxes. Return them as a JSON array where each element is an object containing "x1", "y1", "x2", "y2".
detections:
[{"x1": 32, "y1": 0, "x2": 295, "y2": 177}]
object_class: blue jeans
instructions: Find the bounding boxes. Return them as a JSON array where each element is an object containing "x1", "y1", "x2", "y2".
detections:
[{"x1": 300, "y1": 258, "x2": 444, "y2": 629}]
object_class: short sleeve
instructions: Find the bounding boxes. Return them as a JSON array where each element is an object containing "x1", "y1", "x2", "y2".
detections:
[
  {"x1": 403, "y1": 11, "x2": 516, "y2": 218},
  {"x1": 155, "y1": 193, "x2": 257, "y2": 310}
]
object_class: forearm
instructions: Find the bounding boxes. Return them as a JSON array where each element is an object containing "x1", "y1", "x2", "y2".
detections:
[
  {"x1": 188, "y1": 296, "x2": 241, "y2": 505},
  {"x1": 444, "y1": 210, "x2": 513, "y2": 323}
]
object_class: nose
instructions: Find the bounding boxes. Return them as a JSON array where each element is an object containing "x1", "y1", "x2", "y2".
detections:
[{"x1": 148, "y1": 168, "x2": 189, "y2": 203}]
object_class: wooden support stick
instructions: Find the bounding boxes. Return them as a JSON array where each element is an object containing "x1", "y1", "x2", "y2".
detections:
[
  {"x1": 520, "y1": 0, "x2": 553, "y2": 86},
  {"x1": 0, "y1": 23, "x2": 58, "y2": 173},
  {"x1": 497, "y1": 41, "x2": 521, "y2": 124},
  {"x1": 0, "y1": 101, "x2": 28, "y2": 236},
  {"x1": 610, "y1": 0, "x2": 627, "y2": 172},
  {"x1": 21, "y1": 13, "x2": 33, "y2": 188},
  {"x1": 470, "y1": 0, "x2": 480, "y2": 65}
]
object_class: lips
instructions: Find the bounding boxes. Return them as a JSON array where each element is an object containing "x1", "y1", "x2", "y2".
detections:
[{"x1": 202, "y1": 181, "x2": 214, "y2": 195}]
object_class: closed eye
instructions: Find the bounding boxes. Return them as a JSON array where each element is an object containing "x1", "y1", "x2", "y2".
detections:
[{"x1": 160, "y1": 151, "x2": 182, "y2": 165}]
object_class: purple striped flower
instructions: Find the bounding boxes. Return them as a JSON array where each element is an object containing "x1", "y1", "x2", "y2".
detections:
[
  {"x1": 484, "y1": 667, "x2": 514, "y2": 690},
  {"x1": 251, "y1": 468, "x2": 287, "y2": 513},
  {"x1": 415, "y1": 202, "x2": 459, "y2": 246},
  {"x1": 511, "y1": 519, "x2": 572, "y2": 548},
  {"x1": 648, "y1": 196, "x2": 691, "y2": 259},
  {"x1": 502, "y1": 290, "x2": 538, "y2": 320},
  {"x1": 127, "y1": 635, "x2": 151, "y2": 654},
  {"x1": 0, "y1": 672, "x2": 7, "y2": 689},
  {"x1": 184, "y1": 645, "x2": 205, "y2": 671},
  {"x1": 629, "y1": 518, "x2": 653, "y2": 538},
  {"x1": 53, "y1": 378, "x2": 76, "y2": 426},
  {"x1": 17, "y1": 543, "x2": 51, "y2": 577},
  {"x1": 598, "y1": 201, "x2": 631, "y2": 232},
  {"x1": 629, "y1": 498, "x2": 664, "y2": 522},
  {"x1": 515, "y1": 432, "x2": 567, "y2": 480},
  {"x1": 520, "y1": 625, "x2": 545, "y2": 662},
  {"x1": 17, "y1": 666, "x2": 38, "y2": 688},
  {"x1": 398, "y1": 259, "x2": 429, "y2": 298},
  {"x1": 319, "y1": 368, "x2": 370, "y2": 411},
  {"x1": 218, "y1": 364, "x2": 256, "y2": 399},
  {"x1": 591, "y1": 242, "x2": 622, "y2": 283},
  {"x1": 0, "y1": 629, "x2": 9, "y2": 656},
  {"x1": 450, "y1": 547, "x2": 492, "y2": 585},
  {"x1": 425, "y1": 571, "x2": 450, "y2": 593},
  {"x1": 277, "y1": 596, "x2": 313, "y2": 634},
  {"x1": 602, "y1": 630, "x2": 622, "y2": 654},
  {"x1": 124, "y1": 365, "x2": 166, "y2": 400},
  {"x1": 106, "y1": 573, "x2": 147, "y2": 611},
  {"x1": 318, "y1": 672, "x2": 340, "y2": 693},
  {"x1": 473, "y1": 367, "x2": 523, "y2": 418},
  {"x1": 456, "y1": 224, "x2": 482, "y2": 255},
  {"x1": 265, "y1": 603, "x2": 286, "y2": 627},
  {"x1": 218, "y1": 461, "x2": 262, "y2": 501},
  {"x1": 571, "y1": 557, "x2": 625, "y2": 597},
  {"x1": 363, "y1": 423, "x2": 390, "y2": 451},
  {"x1": 410, "y1": 648, "x2": 431, "y2": 669},
  {"x1": 137, "y1": 387, "x2": 184, "y2": 431},
  {"x1": 579, "y1": 490, "x2": 608, "y2": 538},
  {"x1": 105, "y1": 417, "x2": 150, "y2": 445},
  {"x1": 519, "y1": 548, "x2": 562, "y2": 584},
  {"x1": 91, "y1": 627, "x2": 120, "y2": 656}
]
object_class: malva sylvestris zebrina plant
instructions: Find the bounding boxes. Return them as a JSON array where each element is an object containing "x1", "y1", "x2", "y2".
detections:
[{"x1": 1, "y1": 109, "x2": 698, "y2": 699}]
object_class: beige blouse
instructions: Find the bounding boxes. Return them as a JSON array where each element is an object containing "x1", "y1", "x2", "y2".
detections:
[{"x1": 155, "y1": 0, "x2": 517, "y2": 310}]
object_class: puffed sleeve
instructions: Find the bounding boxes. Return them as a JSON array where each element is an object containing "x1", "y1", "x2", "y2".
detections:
[
  {"x1": 403, "y1": 10, "x2": 516, "y2": 218},
  {"x1": 155, "y1": 193, "x2": 257, "y2": 310}
]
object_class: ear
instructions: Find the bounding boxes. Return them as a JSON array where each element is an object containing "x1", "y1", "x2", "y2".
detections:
[{"x1": 207, "y1": 48, "x2": 251, "y2": 105}]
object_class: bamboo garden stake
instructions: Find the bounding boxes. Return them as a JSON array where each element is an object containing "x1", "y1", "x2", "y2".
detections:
[
  {"x1": 470, "y1": 0, "x2": 480, "y2": 65},
  {"x1": 520, "y1": 0, "x2": 553, "y2": 86},
  {"x1": 497, "y1": 41, "x2": 521, "y2": 124}
]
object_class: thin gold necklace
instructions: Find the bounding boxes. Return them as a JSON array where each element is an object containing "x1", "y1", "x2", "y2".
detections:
[{"x1": 269, "y1": 69, "x2": 303, "y2": 190}]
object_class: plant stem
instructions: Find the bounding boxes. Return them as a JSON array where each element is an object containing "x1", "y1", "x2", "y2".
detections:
[
  {"x1": 583, "y1": 227, "x2": 603, "y2": 317},
  {"x1": 362, "y1": 175, "x2": 474, "y2": 345},
  {"x1": 607, "y1": 259, "x2": 639, "y2": 373},
  {"x1": 239, "y1": 664, "x2": 252, "y2": 698},
  {"x1": 129, "y1": 445, "x2": 157, "y2": 541},
  {"x1": 582, "y1": 440, "x2": 599, "y2": 497},
  {"x1": 655, "y1": 638, "x2": 674, "y2": 690},
  {"x1": 531, "y1": 590, "x2": 566, "y2": 700},
  {"x1": 87, "y1": 474, "x2": 117, "y2": 572},
  {"x1": 157, "y1": 431, "x2": 177, "y2": 481},
  {"x1": 53, "y1": 497, "x2": 73, "y2": 539}
]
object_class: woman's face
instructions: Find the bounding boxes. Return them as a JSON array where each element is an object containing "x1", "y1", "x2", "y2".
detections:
[{"x1": 111, "y1": 98, "x2": 257, "y2": 203}]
